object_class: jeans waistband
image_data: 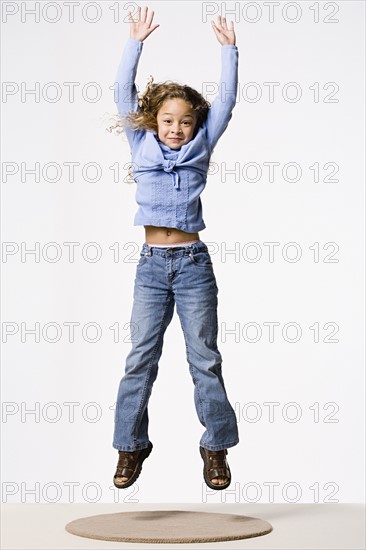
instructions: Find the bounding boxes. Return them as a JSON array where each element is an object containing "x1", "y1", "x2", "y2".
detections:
[{"x1": 141, "y1": 239, "x2": 208, "y2": 257}]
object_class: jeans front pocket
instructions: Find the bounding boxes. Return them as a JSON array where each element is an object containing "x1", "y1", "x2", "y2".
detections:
[
  {"x1": 137, "y1": 252, "x2": 148, "y2": 267},
  {"x1": 188, "y1": 249, "x2": 213, "y2": 268}
]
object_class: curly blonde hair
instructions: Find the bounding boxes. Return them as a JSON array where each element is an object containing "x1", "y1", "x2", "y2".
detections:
[{"x1": 106, "y1": 74, "x2": 211, "y2": 139}]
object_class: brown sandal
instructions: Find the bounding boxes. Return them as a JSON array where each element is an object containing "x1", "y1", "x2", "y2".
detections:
[
  {"x1": 199, "y1": 446, "x2": 231, "y2": 490},
  {"x1": 113, "y1": 441, "x2": 153, "y2": 489}
]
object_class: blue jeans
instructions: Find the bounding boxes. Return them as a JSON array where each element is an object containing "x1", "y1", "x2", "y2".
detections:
[{"x1": 112, "y1": 239, "x2": 239, "y2": 452}]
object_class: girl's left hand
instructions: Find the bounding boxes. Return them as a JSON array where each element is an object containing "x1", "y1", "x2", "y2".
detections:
[{"x1": 211, "y1": 15, "x2": 236, "y2": 46}]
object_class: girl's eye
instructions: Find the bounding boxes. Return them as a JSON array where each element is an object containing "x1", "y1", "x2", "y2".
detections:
[{"x1": 163, "y1": 120, "x2": 191, "y2": 125}]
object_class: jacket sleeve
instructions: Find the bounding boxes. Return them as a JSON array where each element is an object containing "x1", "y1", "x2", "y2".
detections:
[
  {"x1": 114, "y1": 37, "x2": 145, "y2": 150},
  {"x1": 205, "y1": 45, "x2": 239, "y2": 153}
]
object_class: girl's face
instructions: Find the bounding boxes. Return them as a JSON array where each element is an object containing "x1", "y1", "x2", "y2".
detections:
[{"x1": 156, "y1": 98, "x2": 197, "y2": 149}]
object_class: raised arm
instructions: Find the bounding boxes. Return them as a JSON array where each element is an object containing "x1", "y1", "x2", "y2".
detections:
[
  {"x1": 114, "y1": 6, "x2": 159, "y2": 149},
  {"x1": 205, "y1": 16, "x2": 238, "y2": 152},
  {"x1": 114, "y1": 37, "x2": 144, "y2": 149}
]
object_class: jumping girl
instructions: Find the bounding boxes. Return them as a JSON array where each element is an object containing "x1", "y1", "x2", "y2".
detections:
[{"x1": 111, "y1": 5, "x2": 239, "y2": 491}]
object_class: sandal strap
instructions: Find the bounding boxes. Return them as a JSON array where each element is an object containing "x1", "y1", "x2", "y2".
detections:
[
  {"x1": 115, "y1": 451, "x2": 139, "y2": 477},
  {"x1": 208, "y1": 467, "x2": 230, "y2": 481},
  {"x1": 115, "y1": 466, "x2": 134, "y2": 478},
  {"x1": 202, "y1": 448, "x2": 230, "y2": 481}
]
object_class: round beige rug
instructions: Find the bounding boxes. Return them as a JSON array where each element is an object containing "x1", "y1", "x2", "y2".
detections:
[{"x1": 65, "y1": 509, "x2": 273, "y2": 543}]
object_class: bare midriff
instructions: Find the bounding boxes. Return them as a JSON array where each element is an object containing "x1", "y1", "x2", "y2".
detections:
[{"x1": 144, "y1": 225, "x2": 200, "y2": 245}]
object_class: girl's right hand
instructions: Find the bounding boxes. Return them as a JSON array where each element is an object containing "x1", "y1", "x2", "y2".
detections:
[{"x1": 128, "y1": 5, "x2": 160, "y2": 42}]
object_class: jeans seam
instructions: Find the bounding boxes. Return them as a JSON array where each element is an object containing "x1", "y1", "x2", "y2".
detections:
[
  {"x1": 176, "y1": 309, "x2": 205, "y2": 425},
  {"x1": 132, "y1": 293, "x2": 174, "y2": 442},
  {"x1": 201, "y1": 439, "x2": 239, "y2": 451},
  {"x1": 188, "y1": 250, "x2": 213, "y2": 268}
]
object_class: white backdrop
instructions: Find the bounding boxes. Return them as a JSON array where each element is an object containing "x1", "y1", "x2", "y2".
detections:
[{"x1": 1, "y1": 0, "x2": 365, "y2": 504}]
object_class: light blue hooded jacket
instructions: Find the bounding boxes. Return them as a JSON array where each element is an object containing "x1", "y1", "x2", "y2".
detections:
[{"x1": 114, "y1": 37, "x2": 238, "y2": 232}]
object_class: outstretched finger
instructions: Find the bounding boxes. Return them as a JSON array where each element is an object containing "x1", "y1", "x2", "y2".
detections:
[
  {"x1": 141, "y1": 5, "x2": 148, "y2": 23},
  {"x1": 215, "y1": 15, "x2": 222, "y2": 30},
  {"x1": 211, "y1": 19, "x2": 222, "y2": 35},
  {"x1": 146, "y1": 9, "x2": 155, "y2": 28},
  {"x1": 147, "y1": 23, "x2": 160, "y2": 35}
]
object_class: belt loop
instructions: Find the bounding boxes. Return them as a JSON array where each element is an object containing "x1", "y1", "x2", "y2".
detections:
[{"x1": 143, "y1": 242, "x2": 152, "y2": 256}]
